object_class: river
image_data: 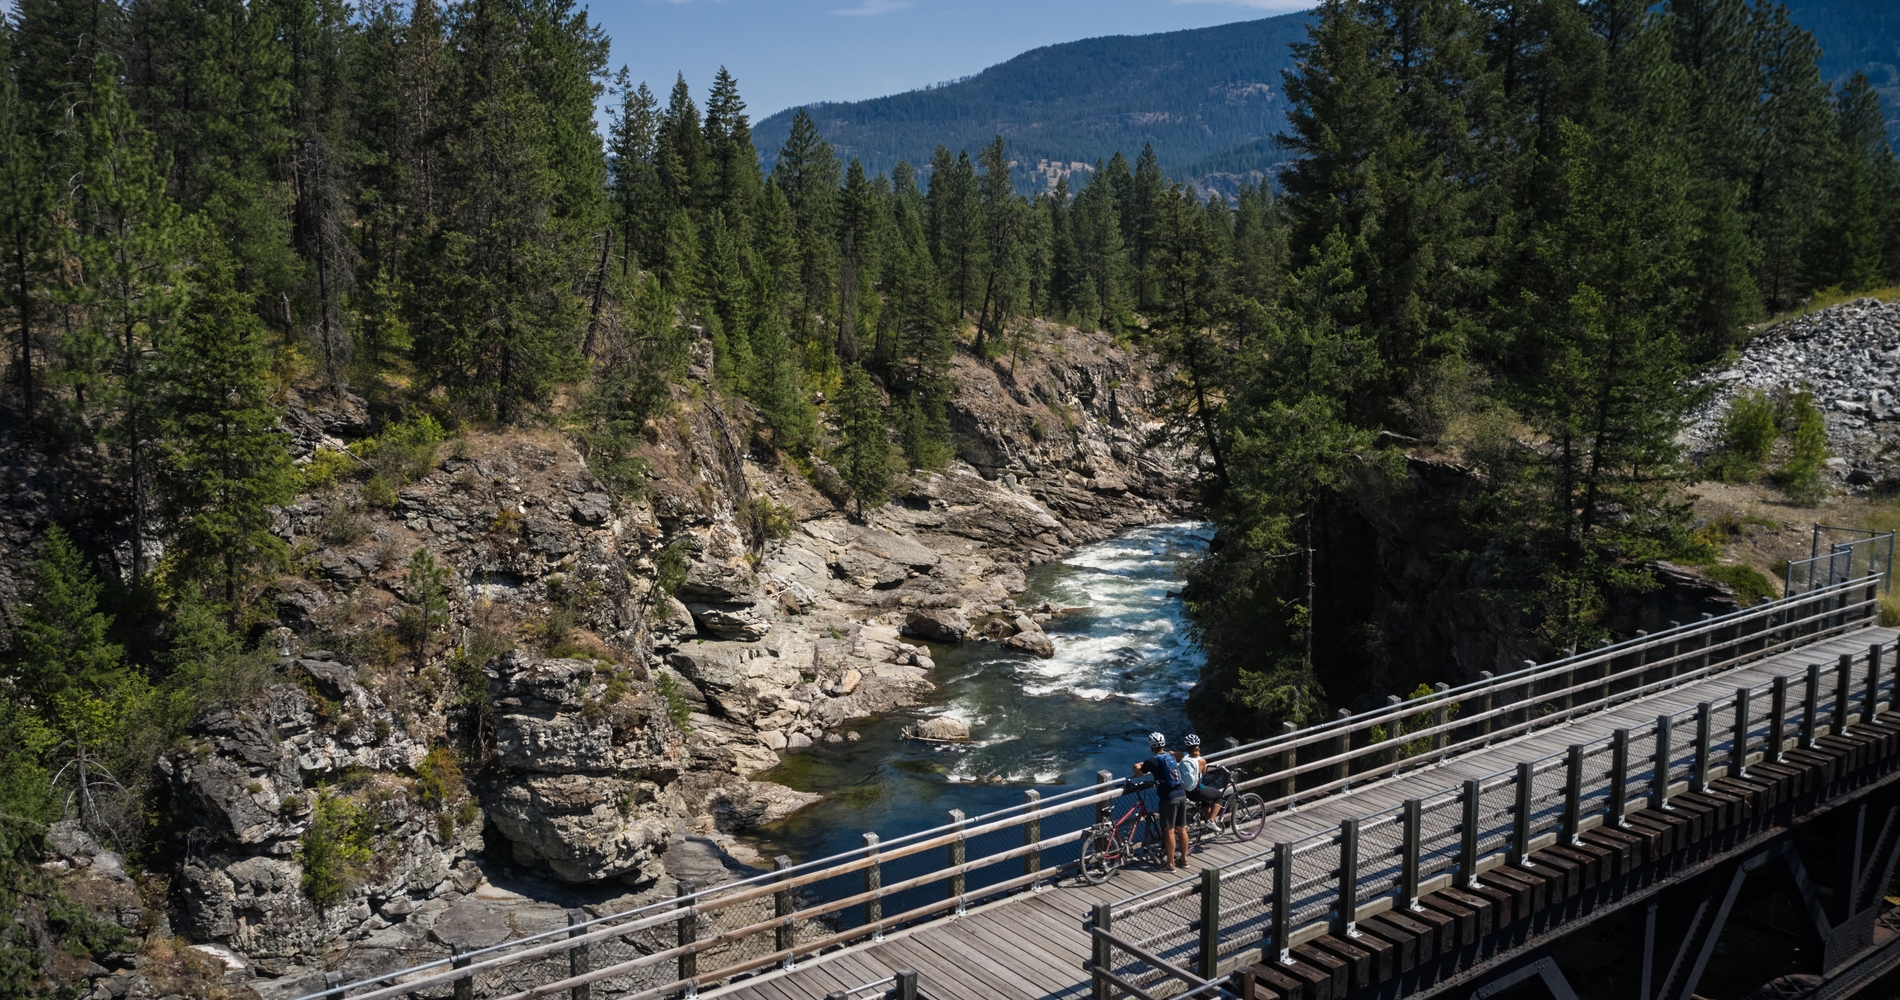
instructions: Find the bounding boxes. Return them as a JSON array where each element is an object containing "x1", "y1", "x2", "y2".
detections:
[{"x1": 752, "y1": 521, "x2": 1213, "y2": 863}]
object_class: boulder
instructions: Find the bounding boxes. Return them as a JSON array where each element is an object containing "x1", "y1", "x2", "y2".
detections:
[
  {"x1": 1004, "y1": 629, "x2": 1056, "y2": 659},
  {"x1": 687, "y1": 603, "x2": 773, "y2": 642},
  {"x1": 914, "y1": 716, "x2": 970, "y2": 741},
  {"x1": 902, "y1": 608, "x2": 971, "y2": 643}
]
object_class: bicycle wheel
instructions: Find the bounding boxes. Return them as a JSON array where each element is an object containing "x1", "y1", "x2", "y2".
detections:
[
  {"x1": 1079, "y1": 827, "x2": 1121, "y2": 884},
  {"x1": 1226, "y1": 791, "x2": 1268, "y2": 841}
]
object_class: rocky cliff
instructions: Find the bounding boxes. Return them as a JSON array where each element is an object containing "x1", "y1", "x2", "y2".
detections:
[{"x1": 11, "y1": 322, "x2": 1191, "y2": 998}]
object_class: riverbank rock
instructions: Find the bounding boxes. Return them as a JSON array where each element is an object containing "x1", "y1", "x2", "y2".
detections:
[
  {"x1": 914, "y1": 717, "x2": 971, "y2": 741},
  {"x1": 902, "y1": 608, "x2": 971, "y2": 642}
]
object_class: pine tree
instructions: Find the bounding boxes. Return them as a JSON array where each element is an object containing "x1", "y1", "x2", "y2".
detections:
[
  {"x1": 62, "y1": 57, "x2": 187, "y2": 585},
  {"x1": 1745, "y1": 2, "x2": 1834, "y2": 310},
  {"x1": 702, "y1": 67, "x2": 761, "y2": 228},
  {"x1": 657, "y1": 73, "x2": 710, "y2": 218},
  {"x1": 6, "y1": 526, "x2": 124, "y2": 707},
  {"x1": 926, "y1": 146, "x2": 983, "y2": 318},
  {"x1": 832, "y1": 363, "x2": 890, "y2": 520},
  {"x1": 1071, "y1": 163, "x2": 1128, "y2": 331},
  {"x1": 157, "y1": 226, "x2": 297, "y2": 608},
  {"x1": 1811, "y1": 73, "x2": 1889, "y2": 292},
  {"x1": 773, "y1": 109, "x2": 840, "y2": 347},
  {"x1": 973, "y1": 136, "x2": 1026, "y2": 355},
  {"x1": 0, "y1": 32, "x2": 50, "y2": 423},
  {"x1": 606, "y1": 73, "x2": 661, "y2": 275}
]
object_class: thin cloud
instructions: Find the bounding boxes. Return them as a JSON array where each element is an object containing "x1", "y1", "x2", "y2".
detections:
[{"x1": 832, "y1": 0, "x2": 915, "y2": 15}]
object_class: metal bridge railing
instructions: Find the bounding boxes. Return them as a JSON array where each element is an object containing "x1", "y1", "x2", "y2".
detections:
[
  {"x1": 1086, "y1": 623, "x2": 1900, "y2": 1000},
  {"x1": 302, "y1": 569, "x2": 1887, "y2": 1000}
]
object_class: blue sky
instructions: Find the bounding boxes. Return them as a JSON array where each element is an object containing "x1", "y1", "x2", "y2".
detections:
[{"x1": 598, "y1": 0, "x2": 1318, "y2": 123}]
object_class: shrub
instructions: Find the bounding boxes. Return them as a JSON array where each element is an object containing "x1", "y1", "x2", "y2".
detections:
[
  {"x1": 1709, "y1": 390, "x2": 1777, "y2": 481},
  {"x1": 301, "y1": 448, "x2": 357, "y2": 491},
  {"x1": 354, "y1": 415, "x2": 447, "y2": 490},
  {"x1": 320, "y1": 502, "x2": 373, "y2": 545},
  {"x1": 414, "y1": 748, "x2": 462, "y2": 809},
  {"x1": 1706, "y1": 564, "x2": 1777, "y2": 606},
  {"x1": 1773, "y1": 389, "x2": 1829, "y2": 505},
  {"x1": 656, "y1": 672, "x2": 693, "y2": 730},
  {"x1": 300, "y1": 790, "x2": 371, "y2": 907}
]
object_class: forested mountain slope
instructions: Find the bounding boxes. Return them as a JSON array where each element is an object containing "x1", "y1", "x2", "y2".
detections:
[
  {"x1": 754, "y1": 0, "x2": 1899, "y2": 193},
  {"x1": 750, "y1": 13, "x2": 1311, "y2": 190}
]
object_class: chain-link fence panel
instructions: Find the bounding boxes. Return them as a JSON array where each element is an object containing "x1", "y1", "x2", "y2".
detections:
[
  {"x1": 1667, "y1": 709, "x2": 1698, "y2": 786},
  {"x1": 1474, "y1": 771, "x2": 1516, "y2": 865},
  {"x1": 1354, "y1": 812, "x2": 1405, "y2": 906},
  {"x1": 1577, "y1": 742, "x2": 1614, "y2": 823},
  {"x1": 1216, "y1": 851, "x2": 1276, "y2": 964},
  {"x1": 1286, "y1": 831, "x2": 1342, "y2": 929},
  {"x1": 1417, "y1": 788, "x2": 1463, "y2": 884},
  {"x1": 1107, "y1": 876, "x2": 1202, "y2": 995},
  {"x1": 1624, "y1": 727, "x2": 1658, "y2": 812},
  {"x1": 1525, "y1": 755, "x2": 1567, "y2": 842}
]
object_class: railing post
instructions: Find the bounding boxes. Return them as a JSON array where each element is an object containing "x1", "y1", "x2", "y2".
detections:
[
  {"x1": 1402, "y1": 798, "x2": 1422, "y2": 908},
  {"x1": 1461, "y1": 779, "x2": 1481, "y2": 886},
  {"x1": 775, "y1": 855, "x2": 796, "y2": 968},
  {"x1": 1433, "y1": 683, "x2": 1451, "y2": 760},
  {"x1": 1610, "y1": 728, "x2": 1630, "y2": 828},
  {"x1": 1334, "y1": 708, "x2": 1353, "y2": 789},
  {"x1": 1338, "y1": 818, "x2": 1360, "y2": 936},
  {"x1": 1024, "y1": 789, "x2": 1042, "y2": 887},
  {"x1": 1653, "y1": 714, "x2": 1673, "y2": 811},
  {"x1": 1870, "y1": 643, "x2": 1886, "y2": 719},
  {"x1": 568, "y1": 911, "x2": 591, "y2": 1000},
  {"x1": 1513, "y1": 761, "x2": 1534, "y2": 867},
  {"x1": 1519, "y1": 661, "x2": 1536, "y2": 732},
  {"x1": 1090, "y1": 902, "x2": 1112, "y2": 1000},
  {"x1": 1096, "y1": 770, "x2": 1114, "y2": 826},
  {"x1": 1805, "y1": 662, "x2": 1822, "y2": 747},
  {"x1": 893, "y1": 970, "x2": 918, "y2": 1000},
  {"x1": 1479, "y1": 672, "x2": 1495, "y2": 743},
  {"x1": 1199, "y1": 866, "x2": 1221, "y2": 980},
  {"x1": 1564, "y1": 744, "x2": 1584, "y2": 845},
  {"x1": 1732, "y1": 687, "x2": 1752, "y2": 779},
  {"x1": 947, "y1": 809, "x2": 966, "y2": 914},
  {"x1": 676, "y1": 882, "x2": 697, "y2": 993},
  {"x1": 452, "y1": 942, "x2": 472, "y2": 1000},
  {"x1": 863, "y1": 834, "x2": 882, "y2": 941},
  {"x1": 1385, "y1": 695, "x2": 1403, "y2": 769},
  {"x1": 1275, "y1": 722, "x2": 1297, "y2": 803},
  {"x1": 1772, "y1": 675, "x2": 1789, "y2": 762},
  {"x1": 1272, "y1": 842, "x2": 1292, "y2": 963},
  {"x1": 1693, "y1": 702, "x2": 1712, "y2": 793},
  {"x1": 1838, "y1": 652, "x2": 1855, "y2": 734}
]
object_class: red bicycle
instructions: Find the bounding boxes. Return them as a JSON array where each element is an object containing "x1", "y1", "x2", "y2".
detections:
[{"x1": 1079, "y1": 780, "x2": 1165, "y2": 884}]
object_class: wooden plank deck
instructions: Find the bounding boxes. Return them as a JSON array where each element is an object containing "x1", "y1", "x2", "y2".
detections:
[{"x1": 706, "y1": 627, "x2": 1898, "y2": 1000}]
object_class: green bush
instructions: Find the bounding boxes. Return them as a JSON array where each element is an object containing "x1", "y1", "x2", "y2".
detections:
[
  {"x1": 1706, "y1": 564, "x2": 1777, "y2": 606},
  {"x1": 300, "y1": 790, "x2": 371, "y2": 907},
  {"x1": 656, "y1": 672, "x2": 693, "y2": 730},
  {"x1": 354, "y1": 415, "x2": 447, "y2": 490},
  {"x1": 1708, "y1": 390, "x2": 1776, "y2": 481},
  {"x1": 1773, "y1": 389, "x2": 1829, "y2": 505}
]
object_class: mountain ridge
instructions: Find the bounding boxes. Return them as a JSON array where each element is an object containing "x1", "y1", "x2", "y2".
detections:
[{"x1": 752, "y1": 0, "x2": 1899, "y2": 190}]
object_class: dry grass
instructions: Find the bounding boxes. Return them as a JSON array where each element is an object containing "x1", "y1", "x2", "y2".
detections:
[
  {"x1": 1750, "y1": 284, "x2": 1900, "y2": 335},
  {"x1": 1684, "y1": 479, "x2": 1900, "y2": 599}
]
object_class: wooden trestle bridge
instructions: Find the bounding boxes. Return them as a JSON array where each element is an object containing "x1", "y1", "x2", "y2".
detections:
[{"x1": 306, "y1": 533, "x2": 1900, "y2": 1000}]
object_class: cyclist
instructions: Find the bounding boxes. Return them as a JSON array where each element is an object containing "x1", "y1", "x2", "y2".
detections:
[
  {"x1": 1180, "y1": 734, "x2": 1225, "y2": 827},
  {"x1": 1133, "y1": 732, "x2": 1190, "y2": 871}
]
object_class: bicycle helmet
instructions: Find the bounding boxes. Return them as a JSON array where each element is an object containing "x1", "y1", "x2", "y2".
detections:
[
  {"x1": 1148, "y1": 732, "x2": 1167, "y2": 750},
  {"x1": 1183, "y1": 734, "x2": 1202, "y2": 748}
]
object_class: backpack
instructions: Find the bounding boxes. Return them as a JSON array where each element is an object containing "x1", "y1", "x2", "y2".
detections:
[
  {"x1": 1178, "y1": 755, "x2": 1203, "y2": 793},
  {"x1": 1146, "y1": 753, "x2": 1181, "y2": 796}
]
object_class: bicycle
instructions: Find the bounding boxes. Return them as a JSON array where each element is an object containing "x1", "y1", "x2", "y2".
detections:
[
  {"x1": 1078, "y1": 780, "x2": 1165, "y2": 884},
  {"x1": 1190, "y1": 763, "x2": 1267, "y2": 844}
]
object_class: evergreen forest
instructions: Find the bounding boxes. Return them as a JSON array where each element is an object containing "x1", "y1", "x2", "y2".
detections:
[{"x1": 1, "y1": 0, "x2": 1900, "y2": 984}]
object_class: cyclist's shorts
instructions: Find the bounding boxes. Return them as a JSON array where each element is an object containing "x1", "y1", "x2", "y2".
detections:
[
  {"x1": 1161, "y1": 796, "x2": 1189, "y2": 827},
  {"x1": 1189, "y1": 786, "x2": 1222, "y2": 805}
]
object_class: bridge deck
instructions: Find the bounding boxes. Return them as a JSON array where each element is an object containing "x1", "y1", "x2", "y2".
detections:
[{"x1": 707, "y1": 627, "x2": 1899, "y2": 1000}]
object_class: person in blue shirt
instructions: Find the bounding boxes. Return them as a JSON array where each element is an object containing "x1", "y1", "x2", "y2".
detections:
[{"x1": 1132, "y1": 732, "x2": 1190, "y2": 871}]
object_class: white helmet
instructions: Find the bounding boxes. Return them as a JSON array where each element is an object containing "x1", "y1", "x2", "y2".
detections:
[{"x1": 1149, "y1": 733, "x2": 1167, "y2": 749}]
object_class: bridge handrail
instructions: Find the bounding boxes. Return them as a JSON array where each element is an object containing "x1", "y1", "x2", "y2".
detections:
[
  {"x1": 301, "y1": 569, "x2": 1885, "y2": 1000},
  {"x1": 1221, "y1": 579, "x2": 1883, "y2": 808},
  {"x1": 1092, "y1": 624, "x2": 1900, "y2": 995},
  {"x1": 1202, "y1": 573, "x2": 1885, "y2": 793}
]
